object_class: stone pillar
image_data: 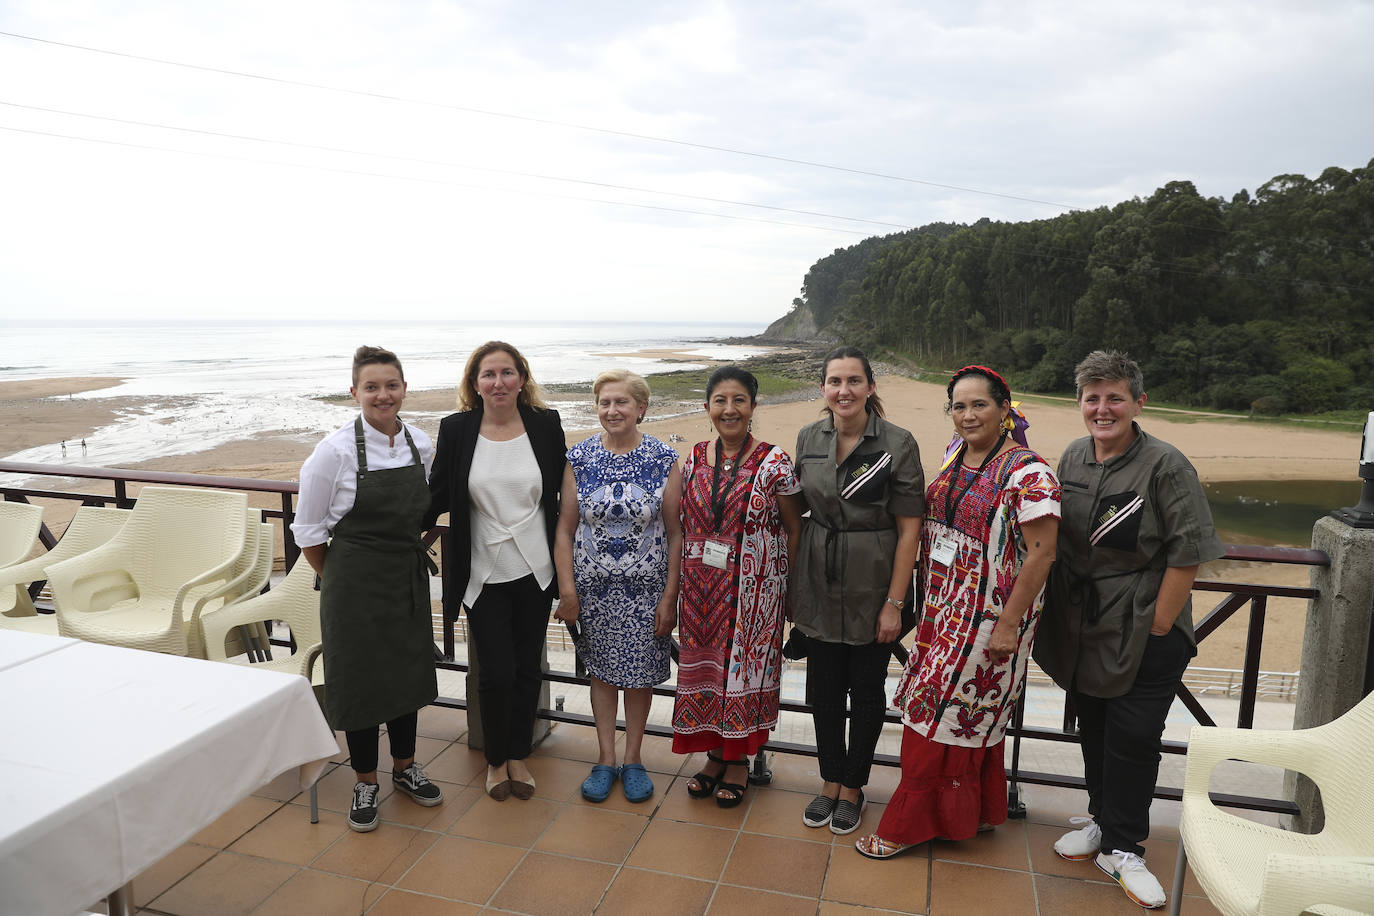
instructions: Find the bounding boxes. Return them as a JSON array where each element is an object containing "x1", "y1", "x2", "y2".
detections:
[{"x1": 1285, "y1": 515, "x2": 1374, "y2": 831}]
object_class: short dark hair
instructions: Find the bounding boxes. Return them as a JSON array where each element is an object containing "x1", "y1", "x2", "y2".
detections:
[
  {"x1": 1074, "y1": 350, "x2": 1145, "y2": 400},
  {"x1": 352, "y1": 345, "x2": 403, "y2": 386},
  {"x1": 706, "y1": 365, "x2": 758, "y2": 403},
  {"x1": 821, "y1": 346, "x2": 885, "y2": 418}
]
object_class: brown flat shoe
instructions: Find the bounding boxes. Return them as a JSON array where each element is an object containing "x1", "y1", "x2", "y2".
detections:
[
  {"x1": 510, "y1": 777, "x2": 535, "y2": 800},
  {"x1": 486, "y1": 769, "x2": 512, "y2": 801}
]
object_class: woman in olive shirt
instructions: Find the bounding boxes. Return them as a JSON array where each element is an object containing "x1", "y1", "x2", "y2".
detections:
[{"x1": 790, "y1": 347, "x2": 924, "y2": 835}]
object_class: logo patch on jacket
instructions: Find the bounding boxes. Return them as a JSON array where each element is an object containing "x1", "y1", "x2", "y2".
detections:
[
  {"x1": 1090, "y1": 490, "x2": 1143, "y2": 551},
  {"x1": 841, "y1": 450, "x2": 891, "y2": 502}
]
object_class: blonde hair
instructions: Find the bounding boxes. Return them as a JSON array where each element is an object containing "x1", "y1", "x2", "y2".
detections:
[
  {"x1": 457, "y1": 341, "x2": 548, "y2": 411},
  {"x1": 593, "y1": 369, "x2": 651, "y2": 417}
]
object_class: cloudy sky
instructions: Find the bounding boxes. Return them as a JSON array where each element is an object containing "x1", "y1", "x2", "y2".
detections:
[{"x1": 1, "y1": 0, "x2": 1371, "y2": 328}]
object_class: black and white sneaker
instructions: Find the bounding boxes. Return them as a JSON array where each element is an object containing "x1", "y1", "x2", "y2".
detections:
[
  {"x1": 803, "y1": 794, "x2": 838, "y2": 828},
  {"x1": 830, "y1": 790, "x2": 866, "y2": 835},
  {"x1": 392, "y1": 762, "x2": 443, "y2": 807},
  {"x1": 349, "y1": 782, "x2": 380, "y2": 832}
]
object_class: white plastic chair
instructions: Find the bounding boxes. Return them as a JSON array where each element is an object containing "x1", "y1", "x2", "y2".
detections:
[
  {"x1": 1169, "y1": 690, "x2": 1374, "y2": 915},
  {"x1": 0, "y1": 501, "x2": 44, "y2": 572},
  {"x1": 184, "y1": 515, "x2": 274, "y2": 659},
  {"x1": 0, "y1": 506, "x2": 129, "y2": 623},
  {"x1": 47, "y1": 487, "x2": 248, "y2": 655},
  {"x1": 201, "y1": 555, "x2": 323, "y2": 683}
]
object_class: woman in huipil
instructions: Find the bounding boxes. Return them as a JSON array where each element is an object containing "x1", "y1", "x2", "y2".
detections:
[
  {"x1": 553, "y1": 370, "x2": 683, "y2": 804},
  {"x1": 673, "y1": 366, "x2": 802, "y2": 808},
  {"x1": 857, "y1": 365, "x2": 1059, "y2": 858},
  {"x1": 425, "y1": 341, "x2": 566, "y2": 802}
]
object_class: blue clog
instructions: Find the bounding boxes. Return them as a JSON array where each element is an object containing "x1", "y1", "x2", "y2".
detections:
[
  {"x1": 621, "y1": 763, "x2": 654, "y2": 803},
  {"x1": 581, "y1": 764, "x2": 619, "y2": 802}
]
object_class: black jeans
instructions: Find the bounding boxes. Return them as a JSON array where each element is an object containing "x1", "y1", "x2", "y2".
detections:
[
  {"x1": 1073, "y1": 626, "x2": 1194, "y2": 856},
  {"x1": 466, "y1": 574, "x2": 549, "y2": 767},
  {"x1": 808, "y1": 638, "x2": 893, "y2": 789},
  {"x1": 346, "y1": 711, "x2": 418, "y2": 775}
]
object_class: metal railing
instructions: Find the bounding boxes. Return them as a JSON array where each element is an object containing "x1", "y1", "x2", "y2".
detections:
[{"x1": 0, "y1": 459, "x2": 1330, "y2": 815}]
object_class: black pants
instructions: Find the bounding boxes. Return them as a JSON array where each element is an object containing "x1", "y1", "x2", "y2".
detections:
[
  {"x1": 466, "y1": 574, "x2": 549, "y2": 767},
  {"x1": 346, "y1": 711, "x2": 418, "y2": 775},
  {"x1": 808, "y1": 638, "x2": 892, "y2": 789},
  {"x1": 1073, "y1": 626, "x2": 1194, "y2": 856}
]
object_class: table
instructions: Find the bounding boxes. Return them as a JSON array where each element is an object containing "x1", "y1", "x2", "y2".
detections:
[{"x1": 0, "y1": 630, "x2": 339, "y2": 915}]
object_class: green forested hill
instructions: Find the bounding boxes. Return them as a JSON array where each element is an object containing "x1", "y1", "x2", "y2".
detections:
[{"x1": 779, "y1": 161, "x2": 1374, "y2": 413}]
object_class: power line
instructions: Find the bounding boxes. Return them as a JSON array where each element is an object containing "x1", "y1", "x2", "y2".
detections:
[
  {"x1": 0, "y1": 124, "x2": 874, "y2": 237},
  {"x1": 0, "y1": 29, "x2": 1077, "y2": 211},
  {"x1": 0, "y1": 100, "x2": 912, "y2": 231}
]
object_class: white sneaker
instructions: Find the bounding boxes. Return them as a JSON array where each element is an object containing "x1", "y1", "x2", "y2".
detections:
[
  {"x1": 1053, "y1": 816, "x2": 1101, "y2": 861},
  {"x1": 1096, "y1": 849, "x2": 1166, "y2": 909}
]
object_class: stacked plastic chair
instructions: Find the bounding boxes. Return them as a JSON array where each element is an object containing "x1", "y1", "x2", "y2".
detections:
[
  {"x1": 184, "y1": 515, "x2": 275, "y2": 659},
  {"x1": 0, "y1": 501, "x2": 44, "y2": 574},
  {"x1": 47, "y1": 487, "x2": 249, "y2": 656},
  {"x1": 0, "y1": 505, "x2": 130, "y2": 631},
  {"x1": 201, "y1": 555, "x2": 323, "y2": 683},
  {"x1": 1169, "y1": 690, "x2": 1374, "y2": 915}
]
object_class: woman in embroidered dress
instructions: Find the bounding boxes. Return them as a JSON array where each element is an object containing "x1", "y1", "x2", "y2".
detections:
[
  {"x1": 856, "y1": 365, "x2": 1060, "y2": 858},
  {"x1": 554, "y1": 370, "x2": 683, "y2": 804},
  {"x1": 672, "y1": 365, "x2": 802, "y2": 808}
]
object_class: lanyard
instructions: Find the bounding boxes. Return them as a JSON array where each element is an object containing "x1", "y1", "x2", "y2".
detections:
[
  {"x1": 943, "y1": 430, "x2": 1007, "y2": 527},
  {"x1": 710, "y1": 435, "x2": 751, "y2": 533}
]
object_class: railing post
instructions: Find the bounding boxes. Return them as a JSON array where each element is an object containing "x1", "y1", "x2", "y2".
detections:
[
  {"x1": 1007, "y1": 689, "x2": 1028, "y2": 818},
  {"x1": 1286, "y1": 516, "x2": 1374, "y2": 831},
  {"x1": 1237, "y1": 596, "x2": 1266, "y2": 729}
]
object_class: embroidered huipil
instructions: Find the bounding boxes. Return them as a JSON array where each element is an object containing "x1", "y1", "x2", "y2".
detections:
[{"x1": 894, "y1": 448, "x2": 1060, "y2": 747}]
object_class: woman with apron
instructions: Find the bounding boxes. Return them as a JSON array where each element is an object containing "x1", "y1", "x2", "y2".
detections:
[{"x1": 292, "y1": 346, "x2": 442, "y2": 833}]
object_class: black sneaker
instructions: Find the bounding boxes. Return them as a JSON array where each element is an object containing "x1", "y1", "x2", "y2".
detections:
[
  {"x1": 392, "y1": 762, "x2": 443, "y2": 807},
  {"x1": 830, "y1": 790, "x2": 865, "y2": 835},
  {"x1": 802, "y1": 794, "x2": 837, "y2": 828},
  {"x1": 349, "y1": 782, "x2": 380, "y2": 832}
]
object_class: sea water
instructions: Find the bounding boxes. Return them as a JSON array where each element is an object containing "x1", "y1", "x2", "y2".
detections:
[{"x1": 1, "y1": 320, "x2": 767, "y2": 467}]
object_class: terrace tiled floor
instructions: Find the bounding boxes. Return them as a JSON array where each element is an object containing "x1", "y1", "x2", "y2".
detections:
[{"x1": 111, "y1": 705, "x2": 1232, "y2": 916}]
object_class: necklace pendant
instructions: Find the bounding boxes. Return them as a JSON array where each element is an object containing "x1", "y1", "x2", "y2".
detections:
[{"x1": 722, "y1": 459, "x2": 735, "y2": 472}]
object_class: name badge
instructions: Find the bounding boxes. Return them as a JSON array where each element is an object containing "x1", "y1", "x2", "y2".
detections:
[
  {"x1": 702, "y1": 539, "x2": 732, "y2": 570},
  {"x1": 929, "y1": 536, "x2": 958, "y2": 569}
]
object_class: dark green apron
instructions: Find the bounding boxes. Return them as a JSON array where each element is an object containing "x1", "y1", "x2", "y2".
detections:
[{"x1": 320, "y1": 417, "x2": 438, "y2": 731}]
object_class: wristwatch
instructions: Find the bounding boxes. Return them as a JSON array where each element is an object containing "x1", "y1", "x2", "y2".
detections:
[{"x1": 885, "y1": 597, "x2": 905, "y2": 610}]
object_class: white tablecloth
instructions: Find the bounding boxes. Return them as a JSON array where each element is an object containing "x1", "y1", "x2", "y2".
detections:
[{"x1": 0, "y1": 631, "x2": 339, "y2": 916}]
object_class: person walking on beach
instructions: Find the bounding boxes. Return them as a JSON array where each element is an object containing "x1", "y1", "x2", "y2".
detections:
[
  {"x1": 1034, "y1": 350, "x2": 1224, "y2": 910},
  {"x1": 425, "y1": 341, "x2": 567, "y2": 802},
  {"x1": 292, "y1": 346, "x2": 443, "y2": 834},
  {"x1": 790, "y1": 346, "x2": 924, "y2": 836}
]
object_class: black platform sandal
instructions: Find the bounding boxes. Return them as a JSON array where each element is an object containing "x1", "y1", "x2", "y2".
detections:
[
  {"x1": 715, "y1": 759, "x2": 750, "y2": 809},
  {"x1": 687, "y1": 751, "x2": 728, "y2": 799}
]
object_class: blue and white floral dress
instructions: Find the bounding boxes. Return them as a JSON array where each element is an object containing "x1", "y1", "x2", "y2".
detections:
[{"x1": 568, "y1": 433, "x2": 677, "y2": 688}]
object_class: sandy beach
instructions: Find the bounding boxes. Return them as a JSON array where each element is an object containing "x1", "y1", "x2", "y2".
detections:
[{"x1": 2, "y1": 371, "x2": 1359, "y2": 673}]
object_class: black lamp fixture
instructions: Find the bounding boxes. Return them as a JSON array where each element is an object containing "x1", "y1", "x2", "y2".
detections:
[{"x1": 1330, "y1": 410, "x2": 1374, "y2": 529}]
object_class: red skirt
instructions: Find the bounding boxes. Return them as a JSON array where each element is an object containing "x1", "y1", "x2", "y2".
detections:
[
  {"x1": 672, "y1": 729, "x2": 770, "y2": 758},
  {"x1": 874, "y1": 727, "x2": 1007, "y2": 844}
]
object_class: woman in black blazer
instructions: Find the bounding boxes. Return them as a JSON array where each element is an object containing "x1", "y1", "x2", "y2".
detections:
[{"x1": 425, "y1": 341, "x2": 566, "y2": 800}]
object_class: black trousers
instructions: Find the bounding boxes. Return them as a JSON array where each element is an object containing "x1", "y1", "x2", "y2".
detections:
[
  {"x1": 346, "y1": 711, "x2": 418, "y2": 775},
  {"x1": 465, "y1": 574, "x2": 549, "y2": 767},
  {"x1": 1073, "y1": 626, "x2": 1194, "y2": 856},
  {"x1": 808, "y1": 638, "x2": 893, "y2": 789}
]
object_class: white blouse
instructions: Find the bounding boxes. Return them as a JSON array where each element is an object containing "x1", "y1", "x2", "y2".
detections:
[
  {"x1": 464, "y1": 433, "x2": 552, "y2": 607},
  {"x1": 291, "y1": 416, "x2": 434, "y2": 549}
]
